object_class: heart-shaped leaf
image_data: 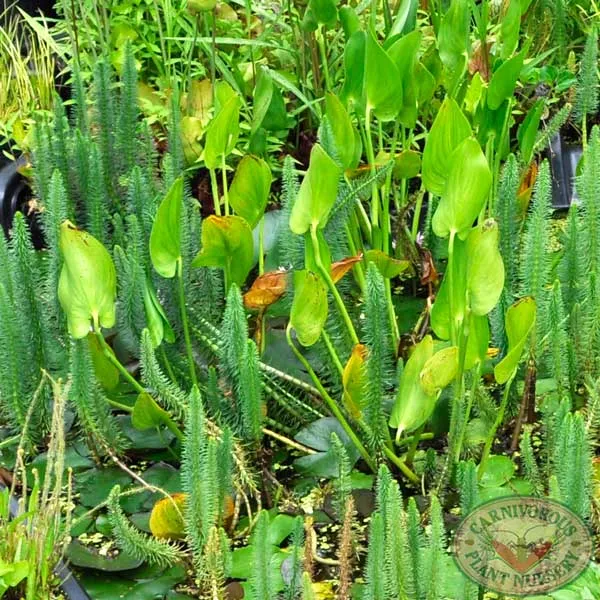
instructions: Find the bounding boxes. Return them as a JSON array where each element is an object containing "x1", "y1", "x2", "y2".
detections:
[
  {"x1": 324, "y1": 92, "x2": 359, "y2": 169},
  {"x1": 365, "y1": 249, "x2": 410, "y2": 278},
  {"x1": 432, "y1": 137, "x2": 492, "y2": 239},
  {"x1": 149, "y1": 493, "x2": 186, "y2": 539},
  {"x1": 229, "y1": 155, "x2": 272, "y2": 228},
  {"x1": 487, "y1": 45, "x2": 527, "y2": 110},
  {"x1": 150, "y1": 177, "x2": 183, "y2": 279},
  {"x1": 132, "y1": 392, "x2": 171, "y2": 431},
  {"x1": 289, "y1": 144, "x2": 342, "y2": 235},
  {"x1": 204, "y1": 94, "x2": 241, "y2": 169},
  {"x1": 466, "y1": 219, "x2": 505, "y2": 315},
  {"x1": 494, "y1": 297, "x2": 536, "y2": 384},
  {"x1": 192, "y1": 215, "x2": 254, "y2": 290},
  {"x1": 289, "y1": 270, "x2": 328, "y2": 347},
  {"x1": 422, "y1": 97, "x2": 472, "y2": 195},
  {"x1": 58, "y1": 221, "x2": 116, "y2": 339},
  {"x1": 389, "y1": 335, "x2": 436, "y2": 434},
  {"x1": 365, "y1": 31, "x2": 403, "y2": 121},
  {"x1": 341, "y1": 31, "x2": 366, "y2": 108},
  {"x1": 420, "y1": 345, "x2": 459, "y2": 396}
]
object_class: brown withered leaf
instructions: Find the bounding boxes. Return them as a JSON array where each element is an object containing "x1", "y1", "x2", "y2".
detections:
[
  {"x1": 243, "y1": 270, "x2": 288, "y2": 309},
  {"x1": 419, "y1": 248, "x2": 439, "y2": 286},
  {"x1": 331, "y1": 254, "x2": 363, "y2": 284},
  {"x1": 517, "y1": 160, "x2": 538, "y2": 216},
  {"x1": 468, "y1": 39, "x2": 492, "y2": 82}
]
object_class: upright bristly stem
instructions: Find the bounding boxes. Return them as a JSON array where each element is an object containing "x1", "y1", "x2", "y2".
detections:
[{"x1": 177, "y1": 258, "x2": 198, "y2": 387}]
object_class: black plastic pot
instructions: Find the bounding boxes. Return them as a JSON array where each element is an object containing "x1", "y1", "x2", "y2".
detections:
[
  {"x1": 0, "y1": 483, "x2": 91, "y2": 599},
  {"x1": 549, "y1": 132, "x2": 582, "y2": 210},
  {"x1": 0, "y1": 157, "x2": 44, "y2": 248}
]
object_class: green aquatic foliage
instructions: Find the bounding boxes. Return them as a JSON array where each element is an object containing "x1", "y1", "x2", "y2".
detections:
[
  {"x1": 107, "y1": 485, "x2": 182, "y2": 569},
  {"x1": 574, "y1": 27, "x2": 599, "y2": 123}
]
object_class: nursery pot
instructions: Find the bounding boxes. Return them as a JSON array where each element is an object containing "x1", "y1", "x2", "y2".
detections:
[
  {"x1": 0, "y1": 483, "x2": 91, "y2": 600},
  {"x1": 549, "y1": 131, "x2": 583, "y2": 210},
  {"x1": 0, "y1": 156, "x2": 44, "y2": 248}
]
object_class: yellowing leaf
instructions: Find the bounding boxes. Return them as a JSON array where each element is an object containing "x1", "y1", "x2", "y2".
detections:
[
  {"x1": 342, "y1": 344, "x2": 368, "y2": 418},
  {"x1": 149, "y1": 494, "x2": 186, "y2": 539},
  {"x1": 192, "y1": 215, "x2": 254, "y2": 290},
  {"x1": 58, "y1": 221, "x2": 116, "y2": 339},
  {"x1": 365, "y1": 249, "x2": 410, "y2": 278}
]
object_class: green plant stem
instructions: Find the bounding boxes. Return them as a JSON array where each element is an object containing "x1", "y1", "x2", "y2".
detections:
[
  {"x1": 258, "y1": 216, "x2": 265, "y2": 275},
  {"x1": 363, "y1": 107, "x2": 380, "y2": 241},
  {"x1": 453, "y1": 364, "x2": 481, "y2": 464},
  {"x1": 322, "y1": 329, "x2": 344, "y2": 378},
  {"x1": 210, "y1": 8, "x2": 217, "y2": 105},
  {"x1": 108, "y1": 399, "x2": 134, "y2": 413},
  {"x1": 160, "y1": 345, "x2": 178, "y2": 383},
  {"x1": 310, "y1": 225, "x2": 360, "y2": 345},
  {"x1": 221, "y1": 155, "x2": 230, "y2": 215},
  {"x1": 397, "y1": 432, "x2": 434, "y2": 446},
  {"x1": 479, "y1": 375, "x2": 515, "y2": 478},
  {"x1": 286, "y1": 326, "x2": 376, "y2": 472},
  {"x1": 209, "y1": 168, "x2": 221, "y2": 215},
  {"x1": 316, "y1": 26, "x2": 331, "y2": 92},
  {"x1": 177, "y1": 258, "x2": 198, "y2": 388},
  {"x1": 405, "y1": 424, "x2": 424, "y2": 465},
  {"x1": 383, "y1": 446, "x2": 419, "y2": 483},
  {"x1": 447, "y1": 229, "x2": 457, "y2": 344},
  {"x1": 411, "y1": 189, "x2": 426, "y2": 241},
  {"x1": 0, "y1": 435, "x2": 19, "y2": 449},
  {"x1": 95, "y1": 331, "x2": 145, "y2": 396}
]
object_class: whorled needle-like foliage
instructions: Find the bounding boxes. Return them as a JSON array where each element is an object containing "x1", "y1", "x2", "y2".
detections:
[
  {"x1": 362, "y1": 264, "x2": 394, "y2": 454},
  {"x1": 107, "y1": 485, "x2": 182, "y2": 568},
  {"x1": 574, "y1": 27, "x2": 599, "y2": 123},
  {"x1": 249, "y1": 511, "x2": 276, "y2": 600},
  {"x1": 68, "y1": 339, "x2": 125, "y2": 453}
]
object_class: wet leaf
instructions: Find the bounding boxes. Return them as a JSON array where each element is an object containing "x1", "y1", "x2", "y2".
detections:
[
  {"x1": 143, "y1": 279, "x2": 175, "y2": 348},
  {"x1": 58, "y1": 221, "x2": 116, "y2": 339},
  {"x1": 204, "y1": 94, "x2": 241, "y2": 169},
  {"x1": 466, "y1": 219, "x2": 505, "y2": 315},
  {"x1": 87, "y1": 333, "x2": 120, "y2": 391}
]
